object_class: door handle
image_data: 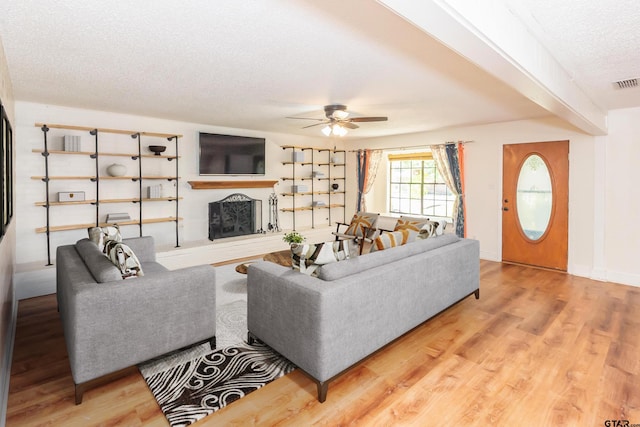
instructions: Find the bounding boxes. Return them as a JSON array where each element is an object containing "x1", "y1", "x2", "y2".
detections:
[{"x1": 503, "y1": 207, "x2": 509, "y2": 211}]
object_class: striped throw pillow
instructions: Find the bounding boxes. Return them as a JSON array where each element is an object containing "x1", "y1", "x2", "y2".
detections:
[
  {"x1": 291, "y1": 240, "x2": 352, "y2": 276},
  {"x1": 370, "y1": 230, "x2": 417, "y2": 252}
]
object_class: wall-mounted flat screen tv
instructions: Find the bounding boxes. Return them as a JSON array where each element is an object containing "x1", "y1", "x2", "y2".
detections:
[{"x1": 199, "y1": 132, "x2": 266, "y2": 175}]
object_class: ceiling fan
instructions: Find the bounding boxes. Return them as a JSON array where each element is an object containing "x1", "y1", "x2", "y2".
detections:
[{"x1": 288, "y1": 104, "x2": 388, "y2": 136}]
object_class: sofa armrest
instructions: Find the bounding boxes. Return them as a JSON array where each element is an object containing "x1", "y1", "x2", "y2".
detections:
[
  {"x1": 64, "y1": 264, "x2": 216, "y2": 384},
  {"x1": 122, "y1": 236, "x2": 156, "y2": 263},
  {"x1": 247, "y1": 262, "x2": 327, "y2": 376}
]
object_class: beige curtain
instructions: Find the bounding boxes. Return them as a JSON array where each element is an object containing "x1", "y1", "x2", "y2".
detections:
[{"x1": 431, "y1": 144, "x2": 459, "y2": 221}]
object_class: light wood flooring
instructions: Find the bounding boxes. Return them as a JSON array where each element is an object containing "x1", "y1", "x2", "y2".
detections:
[{"x1": 6, "y1": 260, "x2": 640, "y2": 426}]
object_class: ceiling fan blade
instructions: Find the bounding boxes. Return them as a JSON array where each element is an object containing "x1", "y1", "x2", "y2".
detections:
[
  {"x1": 349, "y1": 116, "x2": 388, "y2": 123},
  {"x1": 302, "y1": 122, "x2": 328, "y2": 129},
  {"x1": 341, "y1": 121, "x2": 359, "y2": 129},
  {"x1": 286, "y1": 116, "x2": 325, "y2": 121}
]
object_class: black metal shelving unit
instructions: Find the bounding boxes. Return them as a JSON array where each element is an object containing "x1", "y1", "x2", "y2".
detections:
[
  {"x1": 280, "y1": 145, "x2": 346, "y2": 231},
  {"x1": 35, "y1": 124, "x2": 182, "y2": 265}
]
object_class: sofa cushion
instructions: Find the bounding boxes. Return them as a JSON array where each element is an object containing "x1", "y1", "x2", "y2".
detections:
[
  {"x1": 140, "y1": 261, "x2": 169, "y2": 275},
  {"x1": 316, "y1": 233, "x2": 459, "y2": 281},
  {"x1": 370, "y1": 229, "x2": 417, "y2": 252},
  {"x1": 291, "y1": 240, "x2": 351, "y2": 276},
  {"x1": 75, "y1": 238, "x2": 123, "y2": 283}
]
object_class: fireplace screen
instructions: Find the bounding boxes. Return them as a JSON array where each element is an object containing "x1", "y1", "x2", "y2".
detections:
[{"x1": 209, "y1": 193, "x2": 262, "y2": 240}]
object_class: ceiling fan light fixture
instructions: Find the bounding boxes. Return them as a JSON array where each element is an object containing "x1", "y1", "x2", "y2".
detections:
[
  {"x1": 333, "y1": 124, "x2": 348, "y2": 137},
  {"x1": 321, "y1": 123, "x2": 348, "y2": 137}
]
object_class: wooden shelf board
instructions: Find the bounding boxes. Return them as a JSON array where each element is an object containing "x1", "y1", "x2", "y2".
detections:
[
  {"x1": 280, "y1": 206, "x2": 314, "y2": 212},
  {"x1": 32, "y1": 176, "x2": 178, "y2": 181},
  {"x1": 35, "y1": 196, "x2": 182, "y2": 206},
  {"x1": 281, "y1": 191, "x2": 345, "y2": 196},
  {"x1": 35, "y1": 217, "x2": 182, "y2": 233},
  {"x1": 279, "y1": 177, "x2": 314, "y2": 181},
  {"x1": 281, "y1": 145, "x2": 345, "y2": 153},
  {"x1": 31, "y1": 176, "x2": 95, "y2": 180},
  {"x1": 139, "y1": 176, "x2": 179, "y2": 180},
  {"x1": 187, "y1": 180, "x2": 278, "y2": 189},
  {"x1": 34, "y1": 200, "x2": 97, "y2": 206},
  {"x1": 35, "y1": 123, "x2": 182, "y2": 139},
  {"x1": 140, "y1": 197, "x2": 182, "y2": 202},
  {"x1": 100, "y1": 197, "x2": 182, "y2": 203},
  {"x1": 318, "y1": 204, "x2": 345, "y2": 209},
  {"x1": 32, "y1": 149, "x2": 180, "y2": 159},
  {"x1": 280, "y1": 204, "x2": 344, "y2": 212},
  {"x1": 281, "y1": 145, "x2": 314, "y2": 150}
]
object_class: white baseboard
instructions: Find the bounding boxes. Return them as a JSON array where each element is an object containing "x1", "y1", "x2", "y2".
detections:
[
  {"x1": 479, "y1": 250, "x2": 500, "y2": 262},
  {"x1": 605, "y1": 270, "x2": 640, "y2": 288},
  {"x1": 568, "y1": 264, "x2": 592, "y2": 279}
]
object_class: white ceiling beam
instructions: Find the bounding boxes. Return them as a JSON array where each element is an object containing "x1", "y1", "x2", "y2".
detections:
[{"x1": 377, "y1": 0, "x2": 608, "y2": 135}]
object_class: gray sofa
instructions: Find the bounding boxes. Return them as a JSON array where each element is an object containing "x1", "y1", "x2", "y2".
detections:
[
  {"x1": 247, "y1": 234, "x2": 479, "y2": 402},
  {"x1": 56, "y1": 236, "x2": 217, "y2": 404}
]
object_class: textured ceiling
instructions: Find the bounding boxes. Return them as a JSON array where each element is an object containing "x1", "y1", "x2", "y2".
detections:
[
  {"x1": 0, "y1": 0, "x2": 638, "y2": 138},
  {"x1": 505, "y1": 0, "x2": 640, "y2": 110}
]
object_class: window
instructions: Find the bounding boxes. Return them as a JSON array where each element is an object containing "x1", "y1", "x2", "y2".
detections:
[{"x1": 388, "y1": 152, "x2": 455, "y2": 218}]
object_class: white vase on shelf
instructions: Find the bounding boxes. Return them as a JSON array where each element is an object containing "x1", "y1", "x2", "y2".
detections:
[{"x1": 106, "y1": 163, "x2": 127, "y2": 177}]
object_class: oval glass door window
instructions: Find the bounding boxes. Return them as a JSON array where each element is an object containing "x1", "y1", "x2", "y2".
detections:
[{"x1": 516, "y1": 154, "x2": 552, "y2": 240}]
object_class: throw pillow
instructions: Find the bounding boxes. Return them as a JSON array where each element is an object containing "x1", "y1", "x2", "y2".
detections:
[
  {"x1": 416, "y1": 220, "x2": 438, "y2": 239},
  {"x1": 291, "y1": 240, "x2": 351, "y2": 276},
  {"x1": 370, "y1": 229, "x2": 417, "y2": 252},
  {"x1": 434, "y1": 219, "x2": 447, "y2": 236},
  {"x1": 416, "y1": 220, "x2": 448, "y2": 239},
  {"x1": 103, "y1": 240, "x2": 144, "y2": 278},
  {"x1": 394, "y1": 216, "x2": 431, "y2": 232},
  {"x1": 344, "y1": 212, "x2": 379, "y2": 239},
  {"x1": 88, "y1": 224, "x2": 122, "y2": 252}
]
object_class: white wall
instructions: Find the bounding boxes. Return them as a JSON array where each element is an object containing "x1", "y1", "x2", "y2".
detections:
[
  {"x1": 15, "y1": 102, "x2": 345, "y2": 269},
  {"x1": 347, "y1": 116, "x2": 601, "y2": 278},
  {"x1": 604, "y1": 107, "x2": 640, "y2": 286}
]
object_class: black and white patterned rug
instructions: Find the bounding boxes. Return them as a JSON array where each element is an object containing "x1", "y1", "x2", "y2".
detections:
[
  {"x1": 139, "y1": 264, "x2": 296, "y2": 427},
  {"x1": 141, "y1": 341, "x2": 295, "y2": 427}
]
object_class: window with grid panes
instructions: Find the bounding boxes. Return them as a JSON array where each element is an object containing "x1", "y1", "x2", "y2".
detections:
[{"x1": 388, "y1": 152, "x2": 455, "y2": 219}]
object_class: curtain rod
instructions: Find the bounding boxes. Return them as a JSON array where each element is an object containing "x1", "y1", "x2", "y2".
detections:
[{"x1": 346, "y1": 140, "x2": 473, "y2": 152}]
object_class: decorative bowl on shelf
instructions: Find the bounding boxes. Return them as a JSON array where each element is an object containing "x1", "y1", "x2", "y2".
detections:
[
  {"x1": 106, "y1": 163, "x2": 127, "y2": 177},
  {"x1": 148, "y1": 145, "x2": 167, "y2": 155}
]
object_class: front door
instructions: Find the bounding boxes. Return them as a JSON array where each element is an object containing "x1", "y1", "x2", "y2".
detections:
[{"x1": 502, "y1": 141, "x2": 569, "y2": 271}]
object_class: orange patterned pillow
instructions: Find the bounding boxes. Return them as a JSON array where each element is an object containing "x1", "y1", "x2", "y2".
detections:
[
  {"x1": 345, "y1": 212, "x2": 379, "y2": 238},
  {"x1": 394, "y1": 216, "x2": 430, "y2": 232}
]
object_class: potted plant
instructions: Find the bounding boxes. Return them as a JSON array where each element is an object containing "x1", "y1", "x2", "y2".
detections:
[{"x1": 282, "y1": 231, "x2": 305, "y2": 244}]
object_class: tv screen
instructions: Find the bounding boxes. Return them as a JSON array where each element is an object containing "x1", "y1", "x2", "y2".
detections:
[{"x1": 199, "y1": 132, "x2": 266, "y2": 175}]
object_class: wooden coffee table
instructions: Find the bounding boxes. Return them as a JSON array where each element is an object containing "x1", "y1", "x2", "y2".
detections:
[
  {"x1": 235, "y1": 249, "x2": 292, "y2": 274},
  {"x1": 262, "y1": 249, "x2": 293, "y2": 268}
]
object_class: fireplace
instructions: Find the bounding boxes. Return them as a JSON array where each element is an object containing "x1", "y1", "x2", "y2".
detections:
[{"x1": 208, "y1": 193, "x2": 262, "y2": 240}]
